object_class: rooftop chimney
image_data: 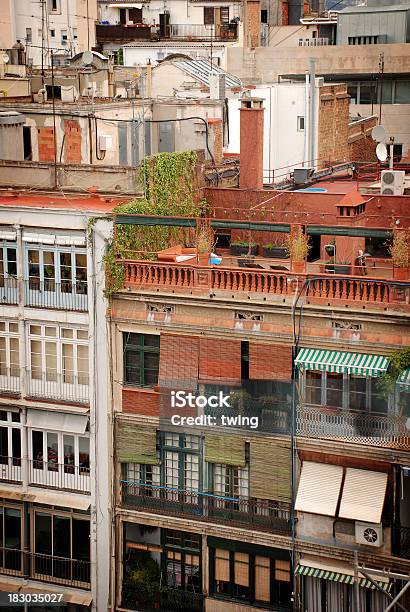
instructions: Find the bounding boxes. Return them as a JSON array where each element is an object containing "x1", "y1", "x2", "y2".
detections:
[{"x1": 239, "y1": 97, "x2": 264, "y2": 190}]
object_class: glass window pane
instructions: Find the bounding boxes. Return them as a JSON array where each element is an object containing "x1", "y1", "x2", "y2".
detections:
[
  {"x1": 395, "y1": 81, "x2": 410, "y2": 104},
  {"x1": 30, "y1": 340, "x2": 43, "y2": 379},
  {"x1": 12, "y1": 429, "x2": 21, "y2": 465},
  {"x1": 60, "y1": 252, "x2": 72, "y2": 293},
  {"x1": 75, "y1": 253, "x2": 87, "y2": 294},
  {"x1": 61, "y1": 328, "x2": 73, "y2": 339},
  {"x1": 5, "y1": 508, "x2": 21, "y2": 550},
  {"x1": 63, "y1": 434, "x2": 74, "y2": 473},
  {"x1": 45, "y1": 342, "x2": 57, "y2": 382},
  {"x1": 30, "y1": 325, "x2": 41, "y2": 335},
  {"x1": 47, "y1": 432, "x2": 58, "y2": 470},
  {"x1": 77, "y1": 330, "x2": 88, "y2": 340},
  {"x1": 77, "y1": 345, "x2": 89, "y2": 385},
  {"x1": 377, "y1": 81, "x2": 392, "y2": 104},
  {"x1": 79, "y1": 437, "x2": 90, "y2": 473},
  {"x1": 359, "y1": 82, "x2": 377, "y2": 104},
  {"x1": 305, "y1": 371, "x2": 322, "y2": 405},
  {"x1": 43, "y1": 252, "x2": 55, "y2": 291},
  {"x1": 10, "y1": 337, "x2": 19, "y2": 376},
  {"x1": 370, "y1": 379, "x2": 388, "y2": 415},
  {"x1": 0, "y1": 338, "x2": 6, "y2": 375},
  {"x1": 349, "y1": 376, "x2": 367, "y2": 411},
  {"x1": 62, "y1": 343, "x2": 74, "y2": 383},
  {"x1": 53, "y1": 516, "x2": 70, "y2": 558},
  {"x1": 9, "y1": 323, "x2": 18, "y2": 334},
  {"x1": 35, "y1": 512, "x2": 51, "y2": 555},
  {"x1": 0, "y1": 427, "x2": 8, "y2": 460},
  {"x1": 28, "y1": 250, "x2": 40, "y2": 289},
  {"x1": 72, "y1": 519, "x2": 90, "y2": 561},
  {"x1": 32, "y1": 430, "x2": 44, "y2": 468},
  {"x1": 45, "y1": 327, "x2": 56, "y2": 337},
  {"x1": 326, "y1": 374, "x2": 343, "y2": 408},
  {"x1": 6, "y1": 248, "x2": 17, "y2": 276}
]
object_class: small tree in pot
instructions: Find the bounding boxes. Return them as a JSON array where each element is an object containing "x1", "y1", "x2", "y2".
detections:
[
  {"x1": 390, "y1": 230, "x2": 409, "y2": 280},
  {"x1": 196, "y1": 220, "x2": 214, "y2": 265},
  {"x1": 286, "y1": 226, "x2": 310, "y2": 273}
]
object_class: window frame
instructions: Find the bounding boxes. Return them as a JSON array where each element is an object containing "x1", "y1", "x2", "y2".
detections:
[
  {"x1": 0, "y1": 409, "x2": 22, "y2": 469},
  {"x1": 0, "y1": 503, "x2": 23, "y2": 571},
  {"x1": 25, "y1": 244, "x2": 87, "y2": 297},
  {"x1": 160, "y1": 432, "x2": 201, "y2": 503},
  {"x1": 0, "y1": 320, "x2": 20, "y2": 386},
  {"x1": 29, "y1": 428, "x2": 90, "y2": 475},
  {"x1": 162, "y1": 528, "x2": 201, "y2": 593},
  {"x1": 123, "y1": 332, "x2": 160, "y2": 388}
]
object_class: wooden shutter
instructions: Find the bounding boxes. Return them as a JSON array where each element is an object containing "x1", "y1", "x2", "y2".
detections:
[
  {"x1": 215, "y1": 549, "x2": 230, "y2": 581},
  {"x1": 204, "y1": 7, "x2": 214, "y2": 24},
  {"x1": 205, "y1": 434, "x2": 245, "y2": 467},
  {"x1": 250, "y1": 438, "x2": 291, "y2": 502},
  {"x1": 234, "y1": 552, "x2": 249, "y2": 587},
  {"x1": 116, "y1": 420, "x2": 159, "y2": 464},
  {"x1": 255, "y1": 556, "x2": 270, "y2": 602},
  {"x1": 220, "y1": 7, "x2": 229, "y2": 23},
  {"x1": 275, "y1": 559, "x2": 290, "y2": 582}
]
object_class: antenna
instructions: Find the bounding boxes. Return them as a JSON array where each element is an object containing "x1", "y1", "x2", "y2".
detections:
[
  {"x1": 371, "y1": 125, "x2": 386, "y2": 143},
  {"x1": 81, "y1": 50, "x2": 93, "y2": 66},
  {"x1": 376, "y1": 142, "x2": 388, "y2": 163}
]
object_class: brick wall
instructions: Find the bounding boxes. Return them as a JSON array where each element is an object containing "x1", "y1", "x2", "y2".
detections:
[
  {"x1": 317, "y1": 84, "x2": 350, "y2": 169},
  {"x1": 208, "y1": 118, "x2": 223, "y2": 164},
  {"x1": 37, "y1": 127, "x2": 55, "y2": 162},
  {"x1": 348, "y1": 116, "x2": 377, "y2": 162},
  {"x1": 158, "y1": 333, "x2": 199, "y2": 390},
  {"x1": 249, "y1": 342, "x2": 293, "y2": 381},
  {"x1": 245, "y1": 0, "x2": 261, "y2": 48},
  {"x1": 64, "y1": 120, "x2": 82, "y2": 164},
  {"x1": 122, "y1": 387, "x2": 160, "y2": 416},
  {"x1": 199, "y1": 337, "x2": 242, "y2": 383},
  {"x1": 281, "y1": 1, "x2": 289, "y2": 25}
]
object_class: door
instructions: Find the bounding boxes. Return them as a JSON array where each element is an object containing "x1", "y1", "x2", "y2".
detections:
[
  {"x1": 23, "y1": 126, "x2": 32, "y2": 160},
  {"x1": 159, "y1": 13, "x2": 170, "y2": 38},
  {"x1": 129, "y1": 7, "x2": 142, "y2": 23},
  {"x1": 158, "y1": 122, "x2": 174, "y2": 153},
  {"x1": 118, "y1": 123, "x2": 129, "y2": 165}
]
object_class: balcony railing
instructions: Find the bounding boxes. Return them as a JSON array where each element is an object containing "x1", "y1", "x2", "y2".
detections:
[
  {"x1": 121, "y1": 260, "x2": 407, "y2": 309},
  {"x1": 297, "y1": 405, "x2": 410, "y2": 449},
  {"x1": 27, "y1": 373, "x2": 89, "y2": 405},
  {"x1": 29, "y1": 460, "x2": 90, "y2": 493},
  {"x1": 24, "y1": 280, "x2": 88, "y2": 311},
  {"x1": 96, "y1": 23, "x2": 151, "y2": 42},
  {"x1": 123, "y1": 585, "x2": 204, "y2": 612},
  {"x1": 0, "y1": 456, "x2": 22, "y2": 482},
  {"x1": 169, "y1": 23, "x2": 237, "y2": 41},
  {"x1": 121, "y1": 483, "x2": 291, "y2": 534},
  {"x1": 0, "y1": 548, "x2": 90, "y2": 588},
  {"x1": 0, "y1": 371, "x2": 20, "y2": 397},
  {"x1": 0, "y1": 276, "x2": 18, "y2": 305}
]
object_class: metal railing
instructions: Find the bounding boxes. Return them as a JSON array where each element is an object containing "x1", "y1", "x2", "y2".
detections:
[
  {"x1": 29, "y1": 460, "x2": 90, "y2": 493},
  {"x1": 32, "y1": 552, "x2": 90, "y2": 588},
  {"x1": 297, "y1": 405, "x2": 410, "y2": 449},
  {"x1": 160, "y1": 588, "x2": 204, "y2": 612},
  {"x1": 0, "y1": 276, "x2": 18, "y2": 305},
  {"x1": 24, "y1": 280, "x2": 88, "y2": 311},
  {"x1": 397, "y1": 526, "x2": 410, "y2": 560},
  {"x1": 27, "y1": 373, "x2": 89, "y2": 404},
  {"x1": 0, "y1": 456, "x2": 22, "y2": 482},
  {"x1": 121, "y1": 483, "x2": 291, "y2": 534},
  {"x1": 169, "y1": 24, "x2": 237, "y2": 40},
  {"x1": 0, "y1": 371, "x2": 20, "y2": 396},
  {"x1": 0, "y1": 547, "x2": 23, "y2": 576}
]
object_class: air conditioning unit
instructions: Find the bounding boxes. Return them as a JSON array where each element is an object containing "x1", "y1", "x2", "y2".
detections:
[
  {"x1": 381, "y1": 170, "x2": 405, "y2": 196},
  {"x1": 99, "y1": 135, "x2": 112, "y2": 151},
  {"x1": 355, "y1": 522, "x2": 383, "y2": 547}
]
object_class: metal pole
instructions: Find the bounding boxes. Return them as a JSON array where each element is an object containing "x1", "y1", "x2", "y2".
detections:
[
  {"x1": 359, "y1": 568, "x2": 407, "y2": 612},
  {"x1": 354, "y1": 551, "x2": 361, "y2": 612},
  {"x1": 384, "y1": 580, "x2": 410, "y2": 612},
  {"x1": 309, "y1": 58, "x2": 316, "y2": 167},
  {"x1": 378, "y1": 52, "x2": 384, "y2": 123},
  {"x1": 51, "y1": 51, "x2": 58, "y2": 189}
]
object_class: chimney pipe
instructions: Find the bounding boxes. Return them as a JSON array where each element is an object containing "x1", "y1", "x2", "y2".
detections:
[{"x1": 239, "y1": 97, "x2": 264, "y2": 190}]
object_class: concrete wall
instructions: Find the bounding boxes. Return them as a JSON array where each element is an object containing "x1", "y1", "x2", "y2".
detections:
[
  {"x1": 0, "y1": 77, "x2": 30, "y2": 97},
  {"x1": 0, "y1": 122, "x2": 24, "y2": 161},
  {"x1": 123, "y1": 43, "x2": 229, "y2": 68},
  {"x1": 337, "y1": 8, "x2": 409, "y2": 45},
  {"x1": 351, "y1": 103, "x2": 410, "y2": 158},
  {"x1": 264, "y1": 24, "x2": 319, "y2": 46},
  {"x1": 226, "y1": 43, "x2": 410, "y2": 83},
  {"x1": 0, "y1": 0, "x2": 15, "y2": 48}
]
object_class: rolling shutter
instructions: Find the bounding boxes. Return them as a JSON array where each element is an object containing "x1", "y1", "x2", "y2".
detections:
[
  {"x1": 204, "y1": 433, "x2": 245, "y2": 467},
  {"x1": 295, "y1": 462, "x2": 343, "y2": 516},
  {"x1": 116, "y1": 420, "x2": 159, "y2": 464},
  {"x1": 338, "y1": 468, "x2": 387, "y2": 523},
  {"x1": 250, "y1": 438, "x2": 291, "y2": 502}
]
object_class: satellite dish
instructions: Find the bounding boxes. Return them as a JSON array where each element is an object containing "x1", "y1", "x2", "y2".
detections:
[
  {"x1": 372, "y1": 125, "x2": 386, "y2": 143},
  {"x1": 376, "y1": 142, "x2": 388, "y2": 162},
  {"x1": 2, "y1": 54, "x2": 9, "y2": 64},
  {"x1": 81, "y1": 51, "x2": 94, "y2": 66}
]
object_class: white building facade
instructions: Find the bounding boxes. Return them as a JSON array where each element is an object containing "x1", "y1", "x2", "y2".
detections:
[{"x1": 0, "y1": 197, "x2": 112, "y2": 611}]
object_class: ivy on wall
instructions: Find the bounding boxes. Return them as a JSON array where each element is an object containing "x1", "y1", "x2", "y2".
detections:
[{"x1": 104, "y1": 151, "x2": 207, "y2": 296}]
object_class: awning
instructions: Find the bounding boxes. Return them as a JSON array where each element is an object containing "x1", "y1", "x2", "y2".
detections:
[
  {"x1": 296, "y1": 556, "x2": 390, "y2": 591},
  {"x1": 295, "y1": 348, "x2": 389, "y2": 377},
  {"x1": 55, "y1": 235, "x2": 86, "y2": 246},
  {"x1": 108, "y1": 2, "x2": 144, "y2": 7},
  {"x1": 339, "y1": 468, "x2": 388, "y2": 523},
  {"x1": 295, "y1": 462, "x2": 343, "y2": 516},
  {"x1": 25, "y1": 490, "x2": 91, "y2": 511},
  {"x1": 0, "y1": 577, "x2": 92, "y2": 605},
  {"x1": 397, "y1": 368, "x2": 410, "y2": 390},
  {"x1": 0, "y1": 229, "x2": 16, "y2": 241},
  {"x1": 22, "y1": 232, "x2": 55, "y2": 245},
  {"x1": 26, "y1": 409, "x2": 88, "y2": 434}
]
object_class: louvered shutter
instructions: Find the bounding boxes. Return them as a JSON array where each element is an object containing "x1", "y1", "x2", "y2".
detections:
[
  {"x1": 250, "y1": 438, "x2": 291, "y2": 502},
  {"x1": 116, "y1": 420, "x2": 159, "y2": 464}
]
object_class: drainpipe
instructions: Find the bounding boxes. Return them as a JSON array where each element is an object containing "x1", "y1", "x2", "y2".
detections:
[
  {"x1": 304, "y1": 71, "x2": 309, "y2": 167},
  {"x1": 309, "y1": 58, "x2": 315, "y2": 168}
]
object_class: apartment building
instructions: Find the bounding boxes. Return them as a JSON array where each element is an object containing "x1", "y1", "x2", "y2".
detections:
[
  {"x1": 107, "y1": 106, "x2": 410, "y2": 611},
  {"x1": 0, "y1": 192, "x2": 115, "y2": 611}
]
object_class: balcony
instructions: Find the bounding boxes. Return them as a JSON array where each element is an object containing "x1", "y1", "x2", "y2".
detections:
[
  {"x1": 96, "y1": 23, "x2": 151, "y2": 42},
  {"x1": 24, "y1": 280, "x2": 88, "y2": 312},
  {"x1": 96, "y1": 22, "x2": 237, "y2": 44},
  {"x1": 0, "y1": 371, "x2": 20, "y2": 397},
  {"x1": 120, "y1": 260, "x2": 408, "y2": 310},
  {"x1": 29, "y1": 460, "x2": 90, "y2": 493},
  {"x1": 121, "y1": 483, "x2": 291, "y2": 534},
  {"x1": 0, "y1": 276, "x2": 18, "y2": 305},
  {"x1": 123, "y1": 585, "x2": 204, "y2": 612},
  {"x1": 0, "y1": 548, "x2": 90, "y2": 588},
  {"x1": 0, "y1": 456, "x2": 22, "y2": 482},
  {"x1": 169, "y1": 24, "x2": 237, "y2": 41},
  {"x1": 297, "y1": 405, "x2": 410, "y2": 450},
  {"x1": 27, "y1": 373, "x2": 89, "y2": 405}
]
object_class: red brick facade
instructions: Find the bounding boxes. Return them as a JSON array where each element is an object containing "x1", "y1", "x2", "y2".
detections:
[
  {"x1": 249, "y1": 343, "x2": 293, "y2": 381},
  {"x1": 317, "y1": 84, "x2": 350, "y2": 169},
  {"x1": 37, "y1": 127, "x2": 55, "y2": 163},
  {"x1": 199, "y1": 338, "x2": 242, "y2": 383},
  {"x1": 64, "y1": 120, "x2": 82, "y2": 164},
  {"x1": 158, "y1": 333, "x2": 199, "y2": 389},
  {"x1": 122, "y1": 387, "x2": 160, "y2": 416}
]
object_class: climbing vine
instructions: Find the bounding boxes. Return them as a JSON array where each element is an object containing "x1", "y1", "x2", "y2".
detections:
[
  {"x1": 379, "y1": 347, "x2": 410, "y2": 396},
  {"x1": 104, "y1": 151, "x2": 207, "y2": 297}
]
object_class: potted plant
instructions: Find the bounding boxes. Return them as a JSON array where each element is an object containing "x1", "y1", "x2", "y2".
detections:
[
  {"x1": 333, "y1": 260, "x2": 352, "y2": 275},
  {"x1": 262, "y1": 241, "x2": 289, "y2": 259},
  {"x1": 230, "y1": 241, "x2": 258, "y2": 256},
  {"x1": 196, "y1": 220, "x2": 214, "y2": 265},
  {"x1": 286, "y1": 227, "x2": 310, "y2": 273},
  {"x1": 324, "y1": 257, "x2": 335, "y2": 274},
  {"x1": 390, "y1": 230, "x2": 409, "y2": 280}
]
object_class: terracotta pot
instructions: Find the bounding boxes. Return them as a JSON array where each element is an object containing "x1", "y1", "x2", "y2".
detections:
[
  {"x1": 197, "y1": 254, "x2": 210, "y2": 266},
  {"x1": 291, "y1": 261, "x2": 306, "y2": 273},
  {"x1": 393, "y1": 267, "x2": 409, "y2": 280}
]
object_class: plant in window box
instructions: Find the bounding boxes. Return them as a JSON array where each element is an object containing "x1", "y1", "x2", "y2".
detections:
[
  {"x1": 229, "y1": 240, "x2": 258, "y2": 256},
  {"x1": 389, "y1": 230, "x2": 409, "y2": 280},
  {"x1": 228, "y1": 389, "x2": 251, "y2": 416},
  {"x1": 262, "y1": 240, "x2": 289, "y2": 259}
]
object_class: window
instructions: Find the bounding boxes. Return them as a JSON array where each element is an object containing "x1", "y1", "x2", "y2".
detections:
[
  {"x1": 72, "y1": 28, "x2": 78, "y2": 40},
  {"x1": 326, "y1": 373, "x2": 343, "y2": 408},
  {"x1": 30, "y1": 429, "x2": 89, "y2": 475},
  {"x1": 204, "y1": 7, "x2": 214, "y2": 25},
  {"x1": 26, "y1": 246, "x2": 87, "y2": 297},
  {"x1": 164, "y1": 530, "x2": 201, "y2": 592},
  {"x1": 347, "y1": 83, "x2": 358, "y2": 104},
  {"x1": 0, "y1": 505, "x2": 22, "y2": 571},
  {"x1": 162, "y1": 433, "x2": 200, "y2": 503},
  {"x1": 61, "y1": 30, "x2": 67, "y2": 45},
  {"x1": 49, "y1": 0, "x2": 60, "y2": 12},
  {"x1": 34, "y1": 511, "x2": 90, "y2": 583},
  {"x1": 123, "y1": 333, "x2": 160, "y2": 388},
  {"x1": 28, "y1": 324, "x2": 89, "y2": 400},
  {"x1": 0, "y1": 410, "x2": 21, "y2": 468},
  {"x1": 50, "y1": 29, "x2": 56, "y2": 38},
  {"x1": 0, "y1": 242, "x2": 17, "y2": 282},
  {"x1": 377, "y1": 81, "x2": 392, "y2": 104},
  {"x1": 211, "y1": 547, "x2": 290, "y2": 607},
  {"x1": 305, "y1": 371, "x2": 322, "y2": 405},
  {"x1": 297, "y1": 116, "x2": 305, "y2": 131},
  {"x1": 212, "y1": 463, "x2": 249, "y2": 512},
  {"x1": 349, "y1": 376, "x2": 367, "y2": 411},
  {"x1": 26, "y1": 28, "x2": 32, "y2": 43},
  {"x1": 261, "y1": 9, "x2": 268, "y2": 23},
  {"x1": 395, "y1": 80, "x2": 410, "y2": 104},
  {"x1": 124, "y1": 462, "x2": 160, "y2": 497},
  {"x1": 220, "y1": 7, "x2": 229, "y2": 23},
  {"x1": 0, "y1": 321, "x2": 19, "y2": 383},
  {"x1": 358, "y1": 81, "x2": 377, "y2": 105}
]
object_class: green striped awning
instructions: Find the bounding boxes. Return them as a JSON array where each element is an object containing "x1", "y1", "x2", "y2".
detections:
[
  {"x1": 295, "y1": 564, "x2": 391, "y2": 591},
  {"x1": 397, "y1": 368, "x2": 410, "y2": 390},
  {"x1": 295, "y1": 348, "x2": 389, "y2": 377}
]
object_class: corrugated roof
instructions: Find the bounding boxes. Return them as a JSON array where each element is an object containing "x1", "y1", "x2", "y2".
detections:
[{"x1": 175, "y1": 59, "x2": 241, "y2": 88}]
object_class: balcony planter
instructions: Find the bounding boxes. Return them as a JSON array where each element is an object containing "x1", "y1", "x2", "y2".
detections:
[
  {"x1": 263, "y1": 246, "x2": 289, "y2": 258},
  {"x1": 334, "y1": 264, "x2": 352, "y2": 275},
  {"x1": 230, "y1": 243, "x2": 258, "y2": 256},
  {"x1": 393, "y1": 267, "x2": 409, "y2": 280},
  {"x1": 291, "y1": 261, "x2": 306, "y2": 273}
]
